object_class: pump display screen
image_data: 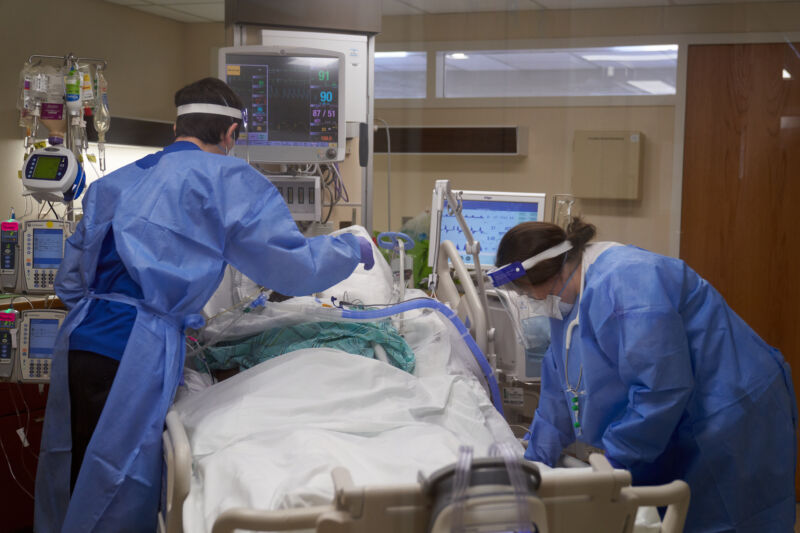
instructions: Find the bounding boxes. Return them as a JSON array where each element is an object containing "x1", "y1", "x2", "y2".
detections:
[
  {"x1": 32, "y1": 156, "x2": 63, "y2": 180},
  {"x1": 32, "y1": 228, "x2": 63, "y2": 269},
  {"x1": 28, "y1": 318, "x2": 59, "y2": 359},
  {"x1": 225, "y1": 54, "x2": 339, "y2": 148}
]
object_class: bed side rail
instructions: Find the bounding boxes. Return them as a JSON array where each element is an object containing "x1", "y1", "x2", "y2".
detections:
[{"x1": 161, "y1": 410, "x2": 192, "y2": 533}]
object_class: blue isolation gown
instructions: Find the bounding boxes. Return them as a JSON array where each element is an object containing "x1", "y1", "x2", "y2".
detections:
[
  {"x1": 525, "y1": 245, "x2": 797, "y2": 533},
  {"x1": 34, "y1": 142, "x2": 363, "y2": 532}
]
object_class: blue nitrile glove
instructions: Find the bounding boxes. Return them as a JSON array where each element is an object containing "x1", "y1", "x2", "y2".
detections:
[{"x1": 357, "y1": 237, "x2": 375, "y2": 270}]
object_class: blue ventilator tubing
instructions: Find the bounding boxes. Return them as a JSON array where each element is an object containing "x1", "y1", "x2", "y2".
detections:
[{"x1": 341, "y1": 298, "x2": 504, "y2": 416}]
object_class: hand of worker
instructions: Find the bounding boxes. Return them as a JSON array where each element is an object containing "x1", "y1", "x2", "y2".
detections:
[{"x1": 357, "y1": 237, "x2": 375, "y2": 270}]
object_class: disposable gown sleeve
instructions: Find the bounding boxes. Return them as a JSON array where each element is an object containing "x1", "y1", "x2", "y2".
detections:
[
  {"x1": 222, "y1": 174, "x2": 362, "y2": 297},
  {"x1": 524, "y1": 346, "x2": 575, "y2": 465},
  {"x1": 54, "y1": 216, "x2": 88, "y2": 309},
  {"x1": 594, "y1": 304, "x2": 694, "y2": 469}
]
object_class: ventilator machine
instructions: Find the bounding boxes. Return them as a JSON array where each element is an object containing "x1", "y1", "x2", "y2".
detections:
[{"x1": 428, "y1": 181, "x2": 548, "y2": 381}]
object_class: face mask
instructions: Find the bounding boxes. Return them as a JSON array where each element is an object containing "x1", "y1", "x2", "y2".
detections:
[
  {"x1": 558, "y1": 300, "x2": 574, "y2": 318},
  {"x1": 529, "y1": 261, "x2": 580, "y2": 320},
  {"x1": 521, "y1": 315, "x2": 551, "y2": 353}
]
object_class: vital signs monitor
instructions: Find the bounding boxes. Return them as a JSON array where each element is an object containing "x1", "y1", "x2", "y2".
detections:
[
  {"x1": 21, "y1": 220, "x2": 73, "y2": 294},
  {"x1": 218, "y1": 46, "x2": 346, "y2": 164},
  {"x1": 428, "y1": 190, "x2": 546, "y2": 269}
]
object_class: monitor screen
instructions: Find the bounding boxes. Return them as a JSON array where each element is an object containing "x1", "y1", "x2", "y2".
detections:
[
  {"x1": 28, "y1": 318, "x2": 59, "y2": 359},
  {"x1": 32, "y1": 156, "x2": 62, "y2": 180},
  {"x1": 220, "y1": 47, "x2": 345, "y2": 163},
  {"x1": 432, "y1": 191, "x2": 545, "y2": 268},
  {"x1": 32, "y1": 228, "x2": 63, "y2": 269}
]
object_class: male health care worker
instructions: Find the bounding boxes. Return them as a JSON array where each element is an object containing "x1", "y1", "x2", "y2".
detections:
[
  {"x1": 490, "y1": 218, "x2": 797, "y2": 533},
  {"x1": 34, "y1": 77, "x2": 375, "y2": 532}
]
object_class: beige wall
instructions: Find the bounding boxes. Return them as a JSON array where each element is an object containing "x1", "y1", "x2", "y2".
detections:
[
  {"x1": 376, "y1": 2, "x2": 800, "y2": 255},
  {"x1": 0, "y1": 0, "x2": 225, "y2": 223},
  {"x1": 374, "y1": 106, "x2": 675, "y2": 254}
]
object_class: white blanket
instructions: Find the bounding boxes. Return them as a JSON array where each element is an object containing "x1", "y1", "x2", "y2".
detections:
[{"x1": 174, "y1": 348, "x2": 517, "y2": 533}]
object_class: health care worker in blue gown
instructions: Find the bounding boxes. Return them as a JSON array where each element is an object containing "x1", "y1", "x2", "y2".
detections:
[
  {"x1": 491, "y1": 218, "x2": 797, "y2": 532},
  {"x1": 34, "y1": 77, "x2": 376, "y2": 533}
]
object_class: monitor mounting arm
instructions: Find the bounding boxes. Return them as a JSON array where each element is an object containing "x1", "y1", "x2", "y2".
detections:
[{"x1": 429, "y1": 179, "x2": 496, "y2": 372}]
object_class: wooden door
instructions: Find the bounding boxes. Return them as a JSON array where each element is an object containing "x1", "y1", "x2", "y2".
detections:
[{"x1": 681, "y1": 42, "x2": 800, "y2": 494}]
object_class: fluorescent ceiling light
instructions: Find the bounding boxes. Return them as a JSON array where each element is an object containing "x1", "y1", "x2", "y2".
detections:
[
  {"x1": 448, "y1": 53, "x2": 469, "y2": 60},
  {"x1": 627, "y1": 80, "x2": 676, "y2": 95},
  {"x1": 582, "y1": 54, "x2": 677, "y2": 62},
  {"x1": 375, "y1": 51, "x2": 409, "y2": 59},
  {"x1": 613, "y1": 45, "x2": 678, "y2": 53},
  {"x1": 783, "y1": 69, "x2": 792, "y2": 79}
]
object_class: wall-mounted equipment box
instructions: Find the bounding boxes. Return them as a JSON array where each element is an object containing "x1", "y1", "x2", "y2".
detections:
[{"x1": 572, "y1": 131, "x2": 642, "y2": 200}]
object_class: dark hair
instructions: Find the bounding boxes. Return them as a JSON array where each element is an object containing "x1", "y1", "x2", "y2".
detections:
[
  {"x1": 495, "y1": 217, "x2": 596, "y2": 286},
  {"x1": 174, "y1": 78, "x2": 243, "y2": 145}
]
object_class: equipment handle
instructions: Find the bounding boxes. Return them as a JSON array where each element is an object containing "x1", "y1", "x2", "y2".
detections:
[{"x1": 377, "y1": 231, "x2": 415, "y2": 251}]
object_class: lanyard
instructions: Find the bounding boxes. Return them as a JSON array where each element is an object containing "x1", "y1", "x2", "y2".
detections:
[{"x1": 563, "y1": 253, "x2": 587, "y2": 435}]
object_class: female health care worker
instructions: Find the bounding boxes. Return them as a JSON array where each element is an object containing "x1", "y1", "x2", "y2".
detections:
[
  {"x1": 490, "y1": 218, "x2": 797, "y2": 533},
  {"x1": 34, "y1": 77, "x2": 375, "y2": 533}
]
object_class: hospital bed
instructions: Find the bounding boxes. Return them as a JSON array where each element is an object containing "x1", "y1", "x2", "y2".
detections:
[{"x1": 160, "y1": 227, "x2": 689, "y2": 533}]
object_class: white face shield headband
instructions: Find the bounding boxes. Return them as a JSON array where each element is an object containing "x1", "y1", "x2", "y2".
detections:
[
  {"x1": 176, "y1": 103, "x2": 247, "y2": 155},
  {"x1": 176, "y1": 103, "x2": 243, "y2": 120}
]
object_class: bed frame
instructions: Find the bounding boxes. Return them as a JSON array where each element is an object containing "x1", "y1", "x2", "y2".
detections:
[{"x1": 160, "y1": 410, "x2": 689, "y2": 533}]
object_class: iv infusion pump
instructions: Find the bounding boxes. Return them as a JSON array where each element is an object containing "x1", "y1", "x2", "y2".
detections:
[
  {"x1": 0, "y1": 308, "x2": 65, "y2": 383},
  {"x1": 1, "y1": 220, "x2": 20, "y2": 291},
  {"x1": 0, "y1": 309, "x2": 16, "y2": 379},
  {"x1": 19, "y1": 220, "x2": 73, "y2": 294}
]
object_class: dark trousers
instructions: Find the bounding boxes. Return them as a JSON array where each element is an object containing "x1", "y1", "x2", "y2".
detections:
[{"x1": 68, "y1": 349, "x2": 119, "y2": 493}]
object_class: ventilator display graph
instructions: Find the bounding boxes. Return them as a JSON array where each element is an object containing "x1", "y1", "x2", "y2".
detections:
[
  {"x1": 440, "y1": 199, "x2": 540, "y2": 267},
  {"x1": 225, "y1": 54, "x2": 339, "y2": 148}
]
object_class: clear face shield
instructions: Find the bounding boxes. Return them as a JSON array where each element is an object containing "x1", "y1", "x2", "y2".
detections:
[{"x1": 488, "y1": 241, "x2": 573, "y2": 350}]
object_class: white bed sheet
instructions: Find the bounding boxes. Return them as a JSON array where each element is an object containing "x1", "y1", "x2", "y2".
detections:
[{"x1": 174, "y1": 347, "x2": 517, "y2": 533}]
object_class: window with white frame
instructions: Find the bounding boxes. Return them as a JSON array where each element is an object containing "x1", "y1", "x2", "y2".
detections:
[
  {"x1": 375, "y1": 51, "x2": 427, "y2": 99},
  {"x1": 437, "y1": 45, "x2": 678, "y2": 98}
]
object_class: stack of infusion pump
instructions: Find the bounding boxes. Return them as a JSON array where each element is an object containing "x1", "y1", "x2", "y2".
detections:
[
  {"x1": 1, "y1": 219, "x2": 73, "y2": 295},
  {"x1": 0, "y1": 308, "x2": 66, "y2": 383}
]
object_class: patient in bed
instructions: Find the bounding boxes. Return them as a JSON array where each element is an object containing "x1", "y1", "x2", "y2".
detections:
[{"x1": 196, "y1": 319, "x2": 415, "y2": 374}]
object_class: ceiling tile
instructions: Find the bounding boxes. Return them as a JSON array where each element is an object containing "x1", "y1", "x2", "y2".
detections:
[
  {"x1": 165, "y1": 2, "x2": 224, "y2": 20},
  {"x1": 145, "y1": 0, "x2": 222, "y2": 5},
  {"x1": 535, "y1": 0, "x2": 667, "y2": 8},
  {"x1": 382, "y1": 0, "x2": 427, "y2": 15},
  {"x1": 670, "y1": 0, "x2": 786, "y2": 3},
  {"x1": 104, "y1": 0, "x2": 149, "y2": 5},
  {"x1": 132, "y1": 4, "x2": 209, "y2": 22},
  {"x1": 402, "y1": 0, "x2": 542, "y2": 13}
]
